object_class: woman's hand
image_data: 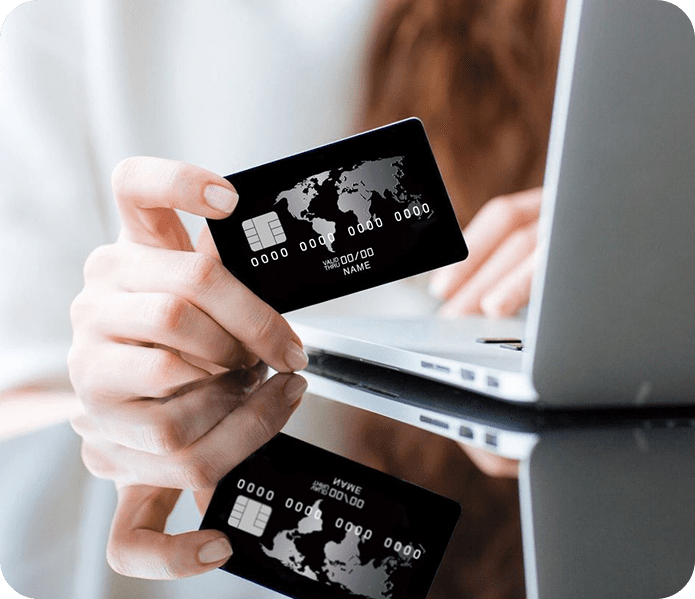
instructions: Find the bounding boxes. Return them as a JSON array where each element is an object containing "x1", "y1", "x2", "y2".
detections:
[
  {"x1": 67, "y1": 157, "x2": 313, "y2": 578},
  {"x1": 69, "y1": 157, "x2": 308, "y2": 458},
  {"x1": 430, "y1": 187, "x2": 542, "y2": 318}
]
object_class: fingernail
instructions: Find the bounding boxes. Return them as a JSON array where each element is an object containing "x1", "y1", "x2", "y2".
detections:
[
  {"x1": 284, "y1": 342, "x2": 309, "y2": 372},
  {"x1": 198, "y1": 537, "x2": 232, "y2": 564},
  {"x1": 204, "y1": 184, "x2": 239, "y2": 213},
  {"x1": 283, "y1": 376, "x2": 308, "y2": 403}
]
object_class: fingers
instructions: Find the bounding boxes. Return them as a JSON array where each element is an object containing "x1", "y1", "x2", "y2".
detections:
[
  {"x1": 104, "y1": 369, "x2": 297, "y2": 581},
  {"x1": 72, "y1": 365, "x2": 267, "y2": 455},
  {"x1": 71, "y1": 240, "x2": 303, "y2": 408},
  {"x1": 108, "y1": 484, "x2": 232, "y2": 579},
  {"x1": 199, "y1": 374, "x2": 307, "y2": 481},
  {"x1": 69, "y1": 342, "x2": 212, "y2": 404},
  {"x1": 89, "y1": 291, "x2": 248, "y2": 368},
  {"x1": 196, "y1": 225, "x2": 221, "y2": 261},
  {"x1": 458, "y1": 444, "x2": 519, "y2": 478},
  {"x1": 101, "y1": 366, "x2": 265, "y2": 455},
  {"x1": 74, "y1": 372, "x2": 306, "y2": 489},
  {"x1": 194, "y1": 487, "x2": 216, "y2": 517},
  {"x1": 110, "y1": 241, "x2": 307, "y2": 374},
  {"x1": 430, "y1": 188, "x2": 541, "y2": 301},
  {"x1": 439, "y1": 222, "x2": 537, "y2": 318},
  {"x1": 112, "y1": 157, "x2": 238, "y2": 250},
  {"x1": 431, "y1": 188, "x2": 542, "y2": 318},
  {"x1": 479, "y1": 250, "x2": 536, "y2": 318}
]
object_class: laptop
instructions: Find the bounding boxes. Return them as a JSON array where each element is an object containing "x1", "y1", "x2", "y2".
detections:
[
  {"x1": 296, "y1": 338, "x2": 695, "y2": 599},
  {"x1": 289, "y1": 0, "x2": 695, "y2": 409}
]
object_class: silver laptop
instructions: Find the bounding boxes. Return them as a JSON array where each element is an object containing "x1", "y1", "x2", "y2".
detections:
[
  {"x1": 290, "y1": 0, "x2": 695, "y2": 409},
  {"x1": 294, "y1": 352, "x2": 695, "y2": 599}
]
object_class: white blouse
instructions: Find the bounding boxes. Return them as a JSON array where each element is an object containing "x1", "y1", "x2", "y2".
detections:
[
  {"x1": 0, "y1": 2, "x2": 403, "y2": 598},
  {"x1": 0, "y1": 0, "x2": 377, "y2": 393}
]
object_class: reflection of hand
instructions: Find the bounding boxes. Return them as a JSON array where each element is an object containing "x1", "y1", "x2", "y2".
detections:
[
  {"x1": 430, "y1": 187, "x2": 542, "y2": 318},
  {"x1": 72, "y1": 368, "x2": 307, "y2": 579},
  {"x1": 71, "y1": 365, "x2": 305, "y2": 488},
  {"x1": 458, "y1": 444, "x2": 519, "y2": 479}
]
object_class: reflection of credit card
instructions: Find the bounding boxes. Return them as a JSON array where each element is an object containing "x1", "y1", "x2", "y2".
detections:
[
  {"x1": 208, "y1": 118, "x2": 468, "y2": 313},
  {"x1": 200, "y1": 433, "x2": 461, "y2": 599}
]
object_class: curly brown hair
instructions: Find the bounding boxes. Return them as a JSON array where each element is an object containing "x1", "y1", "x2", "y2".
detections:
[
  {"x1": 352, "y1": 1, "x2": 566, "y2": 597},
  {"x1": 361, "y1": 0, "x2": 565, "y2": 226}
]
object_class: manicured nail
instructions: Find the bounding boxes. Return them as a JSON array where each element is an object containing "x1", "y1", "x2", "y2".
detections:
[
  {"x1": 204, "y1": 184, "x2": 238, "y2": 213},
  {"x1": 198, "y1": 537, "x2": 232, "y2": 564},
  {"x1": 284, "y1": 343, "x2": 309, "y2": 371},
  {"x1": 283, "y1": 376, "x2": 308, "y2": 403}
]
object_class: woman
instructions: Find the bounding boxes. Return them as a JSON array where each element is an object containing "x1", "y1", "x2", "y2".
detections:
[{"x1": 1, "y1": 0, "x2": 565, "y2": 597}]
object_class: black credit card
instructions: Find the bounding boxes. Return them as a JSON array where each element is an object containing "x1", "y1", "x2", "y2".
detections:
[
  {"x1": 200, "y1": 433, "x2": 461, "y2": 599},
  {"x1": 207, "y1": 118, "x2": 468, "y2": 313}
]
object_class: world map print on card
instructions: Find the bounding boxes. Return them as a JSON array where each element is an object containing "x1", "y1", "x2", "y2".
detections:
[{"x1": 274, "y1": 157, "x2": 428, "y2": 253}]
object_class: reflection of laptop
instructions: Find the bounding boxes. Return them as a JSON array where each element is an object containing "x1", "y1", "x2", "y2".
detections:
[
  {"x1": 300, "y1": 351, "x2": 695, "y2": 459},
  {"x1": 296, "y1": 354, "x2": 695, "y2": 599},
  {"x1": 290, "y1": 0, "x2": 695, "y2": 409}
]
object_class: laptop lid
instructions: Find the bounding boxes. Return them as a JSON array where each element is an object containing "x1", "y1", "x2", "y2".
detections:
[{"x1": 525, "y1": 0, "x2": 695, "y2": 406}]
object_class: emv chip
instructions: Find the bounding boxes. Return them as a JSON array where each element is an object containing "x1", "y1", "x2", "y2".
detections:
[
  {"x1": 242, "y1": 212, "x2": 286, "y2": 252},
  {"x1": 228, "y1": 495, "x2": 272, "y2": 537}
]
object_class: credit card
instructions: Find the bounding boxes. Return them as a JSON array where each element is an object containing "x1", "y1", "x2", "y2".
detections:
[
  {"x1": 207, "y1": 118, "x2": 468, "y2": 313},
  {"x1": 200, "y1": 433, "x2": 461, "y2": 599}
]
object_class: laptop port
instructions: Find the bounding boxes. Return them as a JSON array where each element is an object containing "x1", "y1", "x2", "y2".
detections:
[
  {"x1": 485, "y1": 432, "x2": 498, "y2": 447},
  {"x1": 420, "y1": 415, "x2": 450, "y2": 430},
  {"x1": 459, "y1": 426, "x2": 474, "y2": 439},
  {"x1": 486, "y1": 376, "x2": 500, "y2": 389},
  {"x1": 421, "y1": 361, "x2": 450, "y2": 374},
  {"x1": 461, "y1": 369, "x2": 475, "y2": 381}
]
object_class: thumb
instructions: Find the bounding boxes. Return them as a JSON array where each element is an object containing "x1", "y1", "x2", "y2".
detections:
[
  {"x1": 108, "y1": 484, "x2": 232, "y2": 579},
  {"x1": 112, "y1": 157, "x2": 238, "y2": 251}
]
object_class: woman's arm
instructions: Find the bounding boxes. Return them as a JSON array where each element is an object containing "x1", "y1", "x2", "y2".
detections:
[
  {"x1": 0, "y1": 388, "x2": 81, "y2": 441},
  {"x1": 0, "y1": 2, "x2": 110, "y2": 439}
]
